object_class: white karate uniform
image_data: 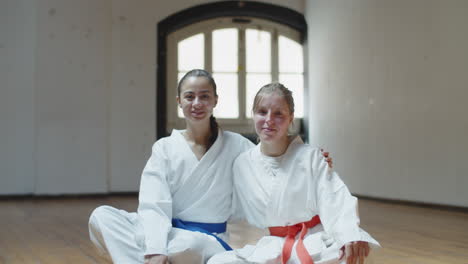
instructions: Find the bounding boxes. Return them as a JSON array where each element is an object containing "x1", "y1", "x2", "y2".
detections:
[
  {"x1": 89, "y1": 129, "x2": 253, "y2": 264},
  {"x1": 209, "y1": 136, "x2": 380, "y2": 264}
]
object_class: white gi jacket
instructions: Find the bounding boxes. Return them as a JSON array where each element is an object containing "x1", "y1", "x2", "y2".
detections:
[
  {"x1": 228, "y1": 136, "x2": 380, "y2": 263},
  {"x1": 138, "y1": 129, "x2": 253, "y2": 256}
]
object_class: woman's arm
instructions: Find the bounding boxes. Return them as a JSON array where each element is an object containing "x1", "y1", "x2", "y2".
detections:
[
  {"x1": 138, "y1": 141, "x2": 173, "y2": 257},
  {"x1": 312, "y1": 148, "x2": 379, "y2": 263}
]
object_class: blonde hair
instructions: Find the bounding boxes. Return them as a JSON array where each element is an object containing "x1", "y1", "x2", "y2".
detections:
[{"x1": 252, "y1": 82, "x2": 295, "y2": 115}]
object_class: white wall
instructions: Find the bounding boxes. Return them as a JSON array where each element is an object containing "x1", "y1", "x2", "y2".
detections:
[
  {"x1": 306, "y1": 0, "x2": 468, "y2": 207},
  {"x1": 0, "y1": 0, "x2": 304, "y2": 194},
  {"x1": 33, "y1": 0, "x2": 111, "y2": 194},
  {"x1": 0, "y1": 0, "x2": 36, "y2": 194}
]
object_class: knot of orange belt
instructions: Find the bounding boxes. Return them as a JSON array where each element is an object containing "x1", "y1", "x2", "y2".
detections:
[{"x1": 268, "y1": 215, "x2": 321, "y2": 264}]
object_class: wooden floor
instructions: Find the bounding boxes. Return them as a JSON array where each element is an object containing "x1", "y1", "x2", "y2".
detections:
[{"x1": 1, "y1": 195, "x2": 467, "y2": 264}]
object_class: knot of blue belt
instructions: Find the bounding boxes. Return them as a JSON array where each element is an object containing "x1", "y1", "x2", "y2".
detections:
[{"x1": 172, "y1": 218, "x2": 232, "y2": 251}]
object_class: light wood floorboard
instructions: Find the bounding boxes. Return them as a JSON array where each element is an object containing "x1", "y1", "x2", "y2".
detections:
[{"x1": 1, "y1": 196, "x2": 467, "y2": 263}]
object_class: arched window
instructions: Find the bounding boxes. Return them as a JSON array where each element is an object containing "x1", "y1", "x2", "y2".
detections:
[{"x1": 157, "y1": 1, "x2": 307, "y2": 138}]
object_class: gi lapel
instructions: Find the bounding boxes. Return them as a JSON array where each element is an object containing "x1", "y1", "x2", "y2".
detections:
[{"x1": 172, "y1": 130, "x2": 224, "y2": 207}]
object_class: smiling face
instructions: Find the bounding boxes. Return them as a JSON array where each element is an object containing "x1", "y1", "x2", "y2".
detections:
[
  {"x1": 253, "y1": 92, "x2": 294, "y2": 143},
  {"x1": 177, "y1": 76, "x2": 218, "y2": 124}
]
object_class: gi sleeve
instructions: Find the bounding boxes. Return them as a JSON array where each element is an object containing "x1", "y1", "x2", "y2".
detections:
[
  {"x1": 228, "y1": 135, "x2": 253, "y2": 222},
  {"x1": 137, "y1": 141, "x2": 172, "y2": 256},
  {"x1": 228, "y1": 155, "x2": 247, "y2": 223},
  {"x1": 312, "y1": 148, "x2": 379, "y2": 248}
]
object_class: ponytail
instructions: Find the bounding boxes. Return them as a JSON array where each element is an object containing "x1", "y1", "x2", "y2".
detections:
[{"x1": 208, "y1": 115, "x2": 219, "y2": 149}]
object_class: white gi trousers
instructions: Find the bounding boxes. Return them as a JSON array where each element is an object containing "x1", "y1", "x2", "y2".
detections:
[
  {"x1": 208, "y1": 250, "x2": 376, "y2": 264},
  {"x1": 89, "y1": 205, "x2": 226, "y2": 264},
  {"x1": 208, "y1": 242, "x2": 376, "y2": 264}
]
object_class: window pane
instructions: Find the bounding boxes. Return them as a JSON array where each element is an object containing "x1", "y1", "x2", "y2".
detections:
[
  {"x1": 279, "y1": 35, "x2": 303, "y2": 73},
  {"x1": 246, "y1": 29, "x2": 271, "y2": 73},
  {"x1": 245, "y1": 73, "x2": 272, "y2": 118},
  {"x1": 213, "y1": 28, "x2": 238, "y2": 72},
  {"x1": 213, "y1": 73, "x2": 238, "y2": 118},
  {"x1": 178, "y1": 34, "x2": 204, "y2": 71},
  {"x1": 279, "y1": 74, "x2": 304, "y2": 117}
]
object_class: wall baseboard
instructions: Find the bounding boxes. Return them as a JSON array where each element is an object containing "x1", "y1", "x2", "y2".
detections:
[
  {"x1": 355, "y1": 194, "x2": 468, "y2": 213},
  {"x1": 2, "y1": 193, "x2": 467, "y2": 212},
  {"x1": 0, "y1": 192, "x2": 138, "y2": 200}
]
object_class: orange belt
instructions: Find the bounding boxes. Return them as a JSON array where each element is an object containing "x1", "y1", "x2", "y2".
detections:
[{"x1": 268, "y1": 215, "x2": 321, "y2": 264}]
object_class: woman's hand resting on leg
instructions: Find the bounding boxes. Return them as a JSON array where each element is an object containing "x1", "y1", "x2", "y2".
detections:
[{"x1": 339, "y1": 241, "x2": 370, "y2": 264}]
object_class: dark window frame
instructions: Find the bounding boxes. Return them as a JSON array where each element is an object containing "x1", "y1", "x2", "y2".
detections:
[{"x1": 156, "y1": 0, "x2": 307, "y2": 139}]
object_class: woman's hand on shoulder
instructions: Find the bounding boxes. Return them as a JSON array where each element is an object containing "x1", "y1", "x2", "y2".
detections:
[
  {"x1": 144, "y1": 254, "x2": 169, "y2": 264},
  {"x1": 321, "y1": 148, "x2": 333, "y2": 168},
  {"x1": 339, "y1": 241, "x2": 370, "y2": 264}
]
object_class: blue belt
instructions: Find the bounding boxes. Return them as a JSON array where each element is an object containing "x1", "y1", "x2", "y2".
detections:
[{"x1": 171, "y1": 218, "x2": 232, "y2": 251}]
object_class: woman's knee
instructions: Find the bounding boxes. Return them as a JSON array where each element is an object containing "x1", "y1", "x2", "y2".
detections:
[
  {"x1": 90, "y1": 205, "x2": 117, "y2": 224},
  {"x1": 207, "y1": 251, "x2": 243, "y2": 264},
  {"x1": 170, "y1": 230, "x2": 217, "y2": 252},
  {"x1": 89, "y1": 205, "x2": 123, "y2": 237},
  {"x1": 89, "y1": 206, "x2": 117, "y2": 254}
]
